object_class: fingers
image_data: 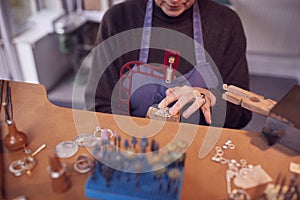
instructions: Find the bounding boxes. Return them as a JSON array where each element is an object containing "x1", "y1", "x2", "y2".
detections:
[
  {"x1": 158, "y1": 86, "x2": 216, "y2": 124},
  {"x1": 208, "y1": 91, "x2": 216, "y2": 107},
  {"x1": 201, "y1": 103, "x2": 212, "y2": 124},
  {"x1": 181, "y1": 93, "x2": 212, "y2": 124},
  {"x1": 157, "y1": 87, "x2": 180, "y2": 109},
  {"x1": 158, "y1": 86, "x2": 196, "y2": 115},
  {"x1": 181, "y1": 95, "x2": 206, "y2": 118}
]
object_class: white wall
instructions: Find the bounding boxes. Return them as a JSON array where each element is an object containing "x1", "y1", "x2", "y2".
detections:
[
  {"x1": 231, "y1": 0, "x2": 300, "y2": 56},
  {"x1": 230, "y1": 0, "x2": 300, "y2": 83}
]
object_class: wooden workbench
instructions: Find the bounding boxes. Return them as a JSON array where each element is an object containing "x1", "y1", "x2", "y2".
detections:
[{"x1": 0, "y1": 80, "x2": 299, "y2": 200}]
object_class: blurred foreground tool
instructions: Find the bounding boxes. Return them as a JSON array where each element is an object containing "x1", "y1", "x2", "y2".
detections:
[
  {"x1": 223, "y1": 84, "x2": 300, "y2": 153},
  {"x1": 48, "y1": 153, "x2": 71, "y2": 193},
  {"x1": 264, "y1": 173, "x2": 299, "y2": 200}
]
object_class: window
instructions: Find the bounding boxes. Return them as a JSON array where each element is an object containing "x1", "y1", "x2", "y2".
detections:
[
  {"x1": 3, "y1": 0, "x2": 62, "y2": 36},
  {"x1": 9, "y1": 0, "x2": 36, "y2": 31}
]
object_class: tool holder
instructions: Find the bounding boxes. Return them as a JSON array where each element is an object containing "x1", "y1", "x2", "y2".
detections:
[
  {"x1": 0, "y1": 80, "x2": 28, "y2": 151},
  {"x1": 119, "y1": 61, "x2": 168, "y2": 115},
  {"x1": 118, "y1": 50, "x2": 180, "y2": 116}
]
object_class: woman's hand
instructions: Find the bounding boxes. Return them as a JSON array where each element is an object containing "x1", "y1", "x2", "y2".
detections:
[{"x1": 158, "y1": 86, "x2": 216, "y2": 124}]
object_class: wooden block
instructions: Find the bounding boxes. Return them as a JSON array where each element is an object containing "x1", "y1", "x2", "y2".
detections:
[
  {"x1": 222, "y1": 84, "x2": 277, "y2": 116},
  {"x1": 222, "y1": 92, "x2": 242, "y2": 105},
  {"x1": 242, "y1": 97, "x2": 276, "y2": 116}
]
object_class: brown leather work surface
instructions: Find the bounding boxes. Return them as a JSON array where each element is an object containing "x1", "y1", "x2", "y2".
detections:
[{"x1": 0, "y1": 80, "x2": 299, "y2": 200}]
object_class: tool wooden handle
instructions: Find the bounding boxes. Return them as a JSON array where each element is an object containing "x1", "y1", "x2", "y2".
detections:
[{"x1": 222, "y1": 84, "x2": 277, "y2": 116}]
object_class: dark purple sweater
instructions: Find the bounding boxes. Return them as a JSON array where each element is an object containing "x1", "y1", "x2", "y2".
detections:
[{"x1": 85, "y1": 0, "x2": 252, "y2": 128}]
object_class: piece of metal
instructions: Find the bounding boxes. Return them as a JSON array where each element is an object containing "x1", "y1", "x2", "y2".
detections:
[
  {"x1": 74, "y1": 134, "x2": 98, "y2": 147},
  {"x1": 146, "y1": 106, "x2": 181, "y2": 122},
  {"x1": 9, "y1": 156, "x2": 36, "y2": 176},
  {"x1": 228, "y1": 143, "x2": 235, "y2": 150},
  {"x1": 195, "y1": 93, "x2": 206, "y2": 106},
  {"x1": 155, "y1": 108, "x2": 172, "y2": 118},
  {"x1": 200, "y1": 93, "x2": 206, "y2": 105},
  {"x1": 55, "y1": 141, "x2": 78, "y2": 158},
  {"x1": 9, "y1": 159, "x2": 29, "y2": 176},
  {"x1": 23, "y1": 146, "x2": 32, "y2": 155},
  {"x1": 195, "y1": 94, "x2": 206, "y2": 106},
  {"x1": 93, "y1": 127, "x2": 113, "y2": 141},
  {"x1": 8, "y1": 144, "x2": 46, "y2": 176},
  {"x1": 73, "y1": 154, "x2": 93, "y2": 174}
]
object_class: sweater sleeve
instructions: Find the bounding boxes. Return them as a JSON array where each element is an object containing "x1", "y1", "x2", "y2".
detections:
[
  {"x1": 85, "y1": 2, "x2": 143, "y2": 113},
  {"x1": 220, "y1": 13, "x2": 252, "y2": 129},
  {"x1": 84, "y1": 11, "x2": 120, "y2": 113}
]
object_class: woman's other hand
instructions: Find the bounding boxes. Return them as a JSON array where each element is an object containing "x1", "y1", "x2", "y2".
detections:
[{"x1": 158, "y1": 86, "x2": 216, "y2": 124}]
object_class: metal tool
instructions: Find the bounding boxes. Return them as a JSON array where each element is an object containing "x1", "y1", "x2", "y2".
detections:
[
  {"x1": 0, "y1": 80, "x2": 4, "y2": 113},
  {"x1": 146, "y1": 106, "x2": 181, "y2": 122},
  {"x1": 30, "y1": 144, "x2": 47, "y2": 157},
  {"x1": 165, "y1": 56, "x2": 175, "y2": 84},
  {"x1": 4, "y1": 81, "x2": 13, "y2": 124},
  {"x1": 284, "y1": 174, "x2": 298, "y2": 200},
  {"x1": 9, "y1": 144, "x2": 47, "y2": 176}
]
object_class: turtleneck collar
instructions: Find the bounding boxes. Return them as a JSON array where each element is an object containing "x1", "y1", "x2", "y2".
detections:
[{"x1": 152, "y1": 0, "x2": 208, "y2": 24}]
